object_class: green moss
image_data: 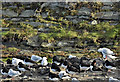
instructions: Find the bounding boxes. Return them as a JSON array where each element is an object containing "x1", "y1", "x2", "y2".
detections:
[
  {"x1": 0, "y1": 58, "x2": 12, "y2": 63},
  {"x1": 48, "y1": 58, "x2": 53, "y2": 63},
  {"x1": 0, "y1": 31, "x2": 9, "y2": 36},
  {"x1": 7, "y1": 47, "x2": 19, "y2": 52}
]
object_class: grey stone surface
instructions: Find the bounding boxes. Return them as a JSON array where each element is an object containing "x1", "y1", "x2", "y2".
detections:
[
  {"x1": 78, "y1": 7, "x2": 91, "y2": 16},
  {"x1": 2, "y1": 9, "x2": 18, "y2": 17},
  {"x1": 79, "y1": 16, "x2": 89, "y2": 19},
  {"x1": 27, "y1": 35, "x2": 40, "y2": 47},
  {"x1": 8, "y1": 5, "x2": 17, "y2": 8},
  {"x1": 103, "y1": 2, "x2": 114, "y2": 6},
  {"x1": 38, "y1": 28, "x2": 50, "y2": 32},
  {"x1": 95, "y1": 12, "x2": 120, "y2": 20},
  {"x1": 11, "y1": 18, "x2": 21, "y2": 21},
  {"x1": 58, "y1": 47, "x2": 77, "y2": 52},
  {"x1": 41, "y1": 42, "x2": 54, "y2": 48},
  {"x1": 57, "y1": 41, "x2": 69, "y2": 47},
  {"x1": 22, "y1": 22, "x2": 42, "y2": 27},
  {"x1": 102, "y1": 6, "x2": 113, "y2": 10},
  {"x1": 41, "y1": 12, "x2": 48, "y2": 18},
  {"x1": 66, "y1": 16, "x2": 77, "y2": 19},
  {"x1": 19, "y1": 10, "x2": 35, "y2": 17},
  {"x1": 71, "y1": 19, "x2": 79, "y2": 24}
]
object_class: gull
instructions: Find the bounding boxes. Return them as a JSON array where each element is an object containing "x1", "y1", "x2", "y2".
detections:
[
  {"x1": 109, "y1": 77, "x2": 120, "y2": 82},
  {"x1": 68, "y1": 55, "x2": 76, "y2": 59},
  {"x1": 90, "y1": 60, "x2": 103, "y2": 72},
  {"x1": 52, "y1": 56, "x2": 61, "y2": 65},
  {"x1": 24, "y1": 58, "x2": 37, "y2": 66},
  {"x1": 49, "y1": 72, "x2": 59, "y2": 80},
  {"x1": 12, "y1": 58, "x2": 24, "y2": 66},
  {"x1": 31, "y1": 55, "x2": 42, "y2": 62},
  {"x1": 80, "y1": 57, "x2": 91, "y2": 71},
  {"x1": 17, "y1": 62, "x2": 30, "y2": 72},
  {"x1": 91, "y1": 20, "x2": 97, "y2": 25},
  {"x1": 51, "y1": 63, "x2": 61, "y2": 72},
  {"x1": 59, "y1": 71, "x2": 70, "y2": 80},
  {"x1": 66, "y1": 65, "x2": 80, "y2": 74},
  {"x1": 8, "y1": 69, "x2": 21, "y2": 80},
  {"x1": 98, "y1": 48, "x2": 117, "y2": 60},
  {"x1": 104, "y1": 60, "x2": 116, "y2": 70},
  {"x1": 41, "y1": 57, "x2": 48, "y2": 66},
  {"x1": 1, "y1": 67, "x2": 9, "y2": 76}
]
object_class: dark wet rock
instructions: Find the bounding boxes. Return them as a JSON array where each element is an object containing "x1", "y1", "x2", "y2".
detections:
[
  {"x1": 57, "y1": 47, "x2": 77, "y2": 52},
  {"x1": 40, "y1": 68, "x2": 50, "y2": 75}
]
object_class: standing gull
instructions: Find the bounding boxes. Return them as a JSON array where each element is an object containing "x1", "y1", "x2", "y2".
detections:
[
  {"x1": 98, "y1": 48, "x2": 115, "y2": 59},
  {"x1": 8, "y1": 69, "x2": 21, "y2": 80},
  {"x1": 41, "y1": 57, "x2": 48, "y2": 66}
]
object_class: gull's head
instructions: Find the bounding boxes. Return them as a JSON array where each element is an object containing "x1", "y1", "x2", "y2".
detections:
[
  {"x1": 12, "y1": 58, "x2": 17, "y2": 60},
  {"x1": 43, "y1": 57, "x2": 47, "y2": 60},
  {"x1": 98, "y1": 48, "x2": 103, "y2": 52}
]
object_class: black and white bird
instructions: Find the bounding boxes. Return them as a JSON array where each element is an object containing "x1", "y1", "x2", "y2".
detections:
[
  {"x1": 98, "y1": 48, "x2": 117, "y2": 60},
  {"x1": 67, "y1": 57, "x2": 80, "y2": 64},
  {"x1": 6, "y1": 59, "x2": 12, "y2": 64},
  {"x1": 16, "y1": 56, "x2": 26, "y2": 60},
  {"x1": 104, "y1": 60, "x2": 116, "y2": 70},
  {"x1": 49, "y1": 72, "x2": 59, "y2": 80},
  {"x1": 90, "y1": 60, "x2": 102, "y2": 72},
  {"x1": 17, "y1": 62, "x2": 30, "y2": 72},
  {"x1": 109, "y1": 77, "x2": 120, "y2": 82},
  {"x1": 79, "y1": 57, "x2": 91, "y2": 71},
  {"x1": 1, "y1": 67, "x2": 9, "y2": 76},
  {"x1": 51, "y1": 63, "x2": 61, "y2": 72},
  {"x1": 59, "y1": 71, "x2": 70, "y2": 80},
  {"x1": 52, "y1": 56, "x2": 61, "y2": 65},
  {"x1": 24, "y1": 58, "x2": 37, "y2": 66},
  {"x1": 66, "y1": 65, "x2": 80, "y2": 74},
  {"x1": 61, "y1": 60, "x2": 70, "y2": 69},
  {"x1": 72, "y1": 78, "x2": 78, "y2": 81},
  {"x1": 31, "y1": 55, "x2": 42, "y2": 62},
  {"x1": 12, "y1": 58, "x2": 25, "y2": 66}
]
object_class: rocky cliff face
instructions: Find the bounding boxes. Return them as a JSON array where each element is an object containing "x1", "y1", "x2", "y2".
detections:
[{"x1": 1, "y1": 2, "x2": 120, "y2": 57}]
